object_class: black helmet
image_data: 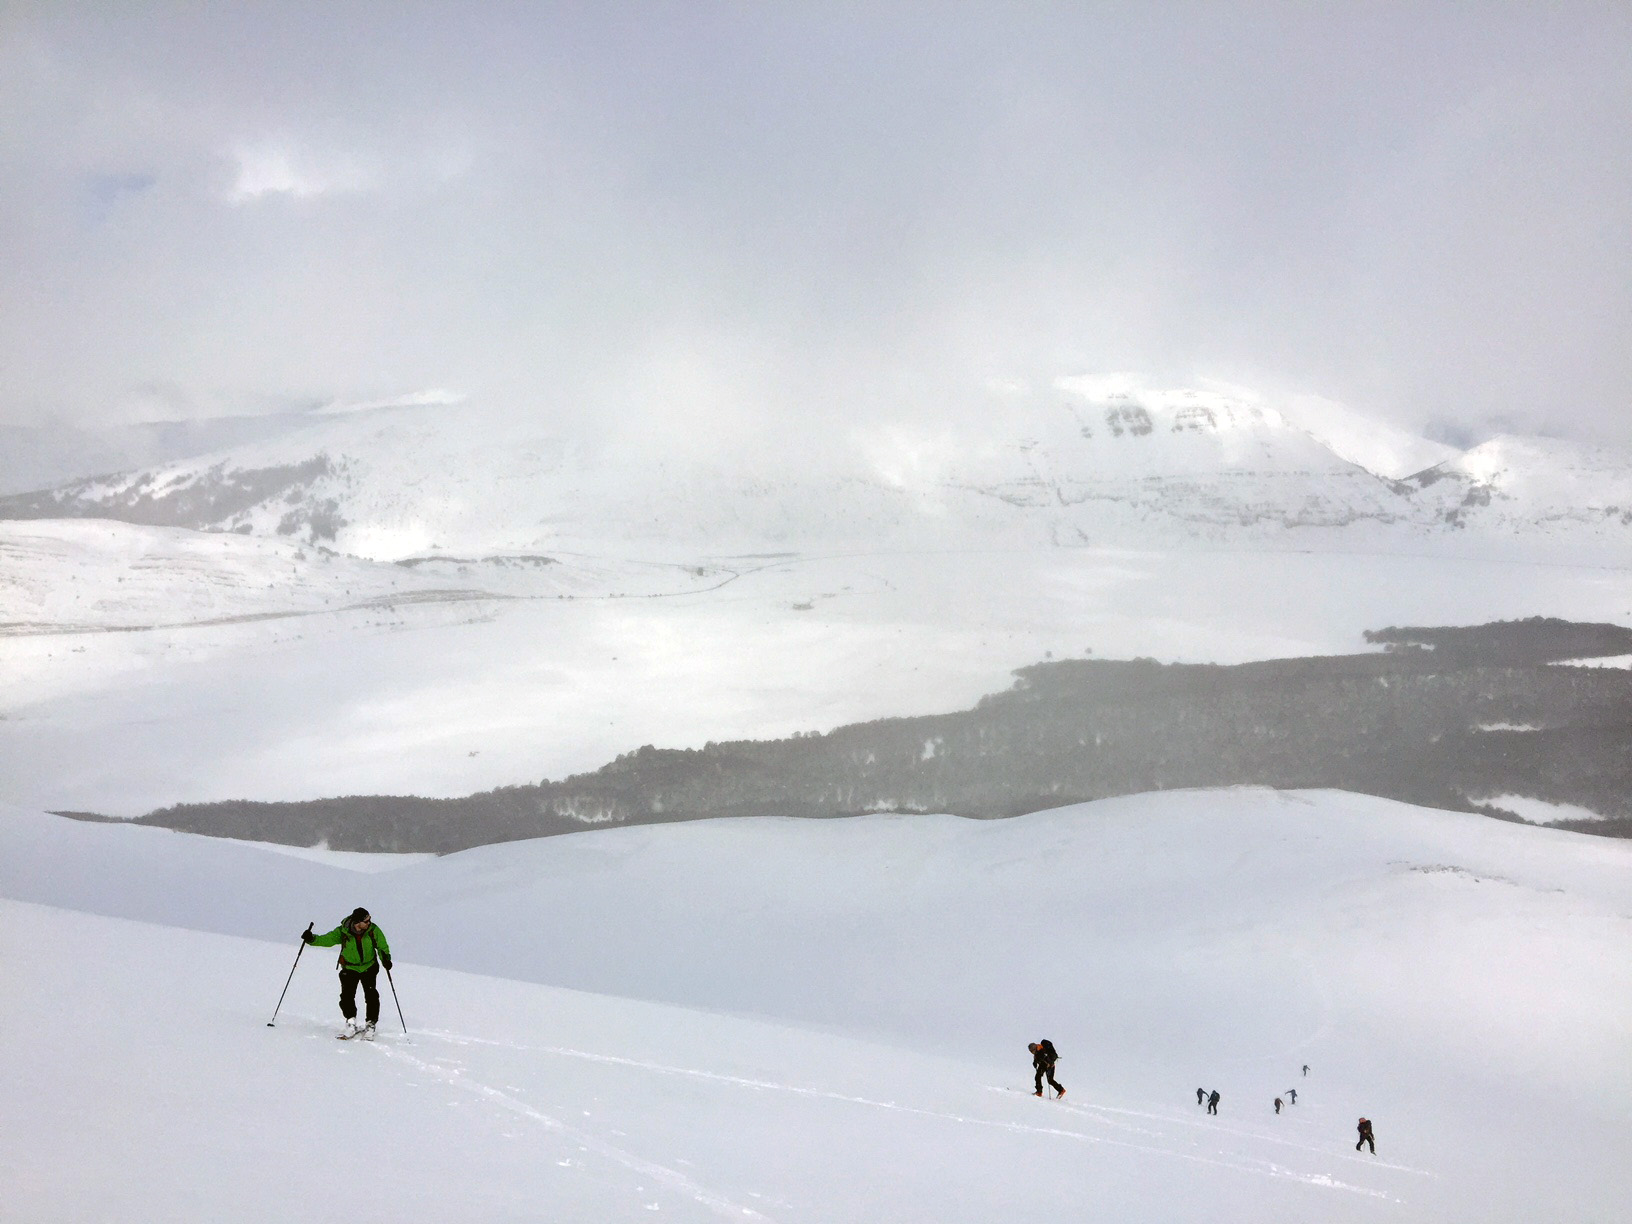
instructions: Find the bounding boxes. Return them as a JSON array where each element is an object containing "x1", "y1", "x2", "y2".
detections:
[{"x1": 347, "y1": 907, "x2": 371, "y2": 925}]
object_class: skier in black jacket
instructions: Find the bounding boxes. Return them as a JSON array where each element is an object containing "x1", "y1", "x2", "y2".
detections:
[
  {"x1": 1356, "y1": 1117, "x2": 1375, "y2": 1154},
  {"x1": 1029, "y1": 1040, "x2": 1064, "y2": 1098},
  {"x1": 1207, "y1": 1090, "x2": 1220, "y2": 1115}
]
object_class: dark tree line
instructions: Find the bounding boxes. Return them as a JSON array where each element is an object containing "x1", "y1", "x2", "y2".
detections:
[{"x1": 71, "y1": 617, "x2": 1632, "y2": 852}]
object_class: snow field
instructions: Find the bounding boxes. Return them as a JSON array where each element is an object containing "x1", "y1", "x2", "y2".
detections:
[
  {"x1": 3, "y1": 788, "x2": 1628, "y2": 1221},
  {"x1": 0, "y1": 519, "x2": 733, "y2": 635},
  {"x1": 0, "y1": 518, "x2": 464, "y2": 631},
  {"x1": 5, "y1": 545, "x2": 1632, "y2": 815},
  {"x1": 0, "y1": 899, "x2": 1432, "y2": 1224}
]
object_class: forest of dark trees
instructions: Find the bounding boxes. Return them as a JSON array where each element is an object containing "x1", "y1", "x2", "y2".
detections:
[{"x1": 68, "y1": 617, "x2": 1632, "y2": 852}]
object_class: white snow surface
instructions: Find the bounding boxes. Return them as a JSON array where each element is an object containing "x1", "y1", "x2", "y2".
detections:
[
  {"x1": 6, "y1": 546, "x2": 1632, "y2": 815},
  {"x1": 227, "y1": 839, "x2": 441, "y2": 870},
  {"x1": 1483, "y1": 794, "x2": 1609, "y2": 825},
  {"x1": 0, "y1": 518, "x2": 732, "y2": 633},
  {"x1": 0, "y1": 518, "x2": 475, "y2": 631},
  {"x1": 1556, "y1": 653, "x2": 1632, "y2": 669},
  {"x1": 2, "y1": 788, "x2": 1628, "y2": 1222},
  {"x1": 1273, "y1": 393, "x2": 1459, "y2": 481}
]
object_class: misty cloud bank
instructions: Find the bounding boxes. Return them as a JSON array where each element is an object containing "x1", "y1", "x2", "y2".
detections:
[{"x1": 2, "y1": 4, "x2": 1629, "y2": 453}]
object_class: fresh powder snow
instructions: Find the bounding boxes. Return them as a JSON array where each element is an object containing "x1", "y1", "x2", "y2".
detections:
[{"x1": 2, "y1": 788, "x2": 1627, "y2": 1222}]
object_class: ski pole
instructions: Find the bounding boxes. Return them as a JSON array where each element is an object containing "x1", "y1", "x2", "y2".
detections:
[
  {"x1": 384, "y1": 964, "x2": 409, "y2": 1039},
  {"x1": 268, "y1": 923, "x2": 314, "y2": 1027}
]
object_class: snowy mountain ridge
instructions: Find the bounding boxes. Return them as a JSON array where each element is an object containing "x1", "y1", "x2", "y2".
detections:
[{"x1": 3, "y1": 381, "x2": 1627, "y2": 563}]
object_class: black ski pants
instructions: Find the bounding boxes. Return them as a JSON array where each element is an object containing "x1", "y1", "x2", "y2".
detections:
[
  {"x1": 1034, "y1": 1063, "x2": 1063, "y2": 1096},
  {"x1": 1356, "y1": 1134, "x2": 1374, "y2": 1154},
  {"x1": 1207, "y1": 1098, "x2": 1219, "y2": 1115},
  {"x1": 339, "y1": 963, "x2": 381, "y2": 1024}
]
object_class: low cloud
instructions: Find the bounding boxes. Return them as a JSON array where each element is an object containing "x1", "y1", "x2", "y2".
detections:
[
  {"x1": 1, "y1": 5, "x2": 1628, "y2": 452},
  {"x1": 225, "y1": 141, "x2": 378, "y2": 202}
]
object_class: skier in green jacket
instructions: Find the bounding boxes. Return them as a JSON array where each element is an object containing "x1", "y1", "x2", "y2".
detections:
[{"x1": 304, "y1": 907, "x2": 392, "y2": 1039}]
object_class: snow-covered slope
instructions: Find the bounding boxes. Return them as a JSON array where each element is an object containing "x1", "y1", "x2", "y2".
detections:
[
  {"x1": 1403, "y1": 435, "x2": 1632, "y2": 530},
  {"x1": 6, "y1": 384, "x2": 1627, "y2": 562},
  {"x1": 2, "y1": 789, "x2": 1628, "y2": 1222},
  {"x1": 958, "y1": 380, "x2": 1417, "y2": 544},
  {"x1": 0, "y1": 412, "x2": 324, "y2": 497},
  {"x1": 0, "y1": 519, "x2": 738, "y2": 633},
  {"x1": 1272, "y1": 392, "x2": 1459, "y2": 481},
  {"x1": 0, "y1": 404, "x2": 973, "y2": 560},
  {"x1": 0, "y1": 519, "x2": 485, "y2": 632}
]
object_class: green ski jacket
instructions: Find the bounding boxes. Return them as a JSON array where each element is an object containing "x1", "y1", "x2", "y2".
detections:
[{"x1": 311, "y1": 923, "x2": 391, "y2": 973}]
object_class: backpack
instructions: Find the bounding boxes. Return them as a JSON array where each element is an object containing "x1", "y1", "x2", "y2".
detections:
[{"x1": 1038, "y1": 1039, "x2": 1058, "y2": 1063}]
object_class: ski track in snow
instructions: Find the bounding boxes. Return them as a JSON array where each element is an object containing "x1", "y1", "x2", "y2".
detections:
[
  {"x1": 373, "y1": 1043, "x2": 778, "y2": 1222},
  {"x1": 413, "y1": 1027, "x2": 1399, "y2": 1202},
  {"x1": 1051, "y1": 1097, "x2": 1433, "y2": 1177}
]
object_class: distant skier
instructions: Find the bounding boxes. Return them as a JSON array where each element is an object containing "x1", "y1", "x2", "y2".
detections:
[
  {"x1": 1302, "y1": 1064, "x2": 1309, "y2": 1076},
  {"x1": 1029, "y1": 1041, "x2": 1064, "y2": 1098},
  {"x1": 1286, "y1": 1088, "x2": 1297, "y2": 1105},
  {"x1": 304, "y1": 907, "x2": 393, "y2": 1040},
  {"x1": 1356, "y1": 1117, "x2": 1375, "y2": 1154},
  {"x1": 1197, "y1": 1088, "x2": 1205, "y2": 1106},
  {"x1": 1207, "y1": 1090, "x2": 1220, "y2": 1115},
  {"x1": 1274, "y1": 1097, "x2": 1283, "y2": 1114}
]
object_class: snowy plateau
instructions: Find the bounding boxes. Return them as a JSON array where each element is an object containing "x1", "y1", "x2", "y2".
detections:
[{"x1": 2, "y1": 381, "x2": 1631, "y2": 1221}]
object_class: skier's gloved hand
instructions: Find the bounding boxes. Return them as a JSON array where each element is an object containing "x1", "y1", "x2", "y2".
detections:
[
  {"x1": 380, "y1": 955, "x2": 392, "y2": 971},
  {"x1": 301, "y1": 929, "x2": 316, "y2": 944}
]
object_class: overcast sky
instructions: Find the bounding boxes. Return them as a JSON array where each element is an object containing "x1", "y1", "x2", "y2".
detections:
[{"x1": 2, "y1": 2, "x2": 1628, "y2": 449}]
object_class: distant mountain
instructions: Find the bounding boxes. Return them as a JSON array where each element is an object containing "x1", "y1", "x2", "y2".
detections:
[
  {"x1": 1400, "y1": 435, "x2": 1632, "y2": 531},
  {"x1": 3, "y1": 384, "x2": 1628, "y2": 561},
  {"x1": 948, "y1": 384, "x2": 1408, "y2": 543},
  {"x1": 0, "y1": 413, "x2": 325, "y2": 498}
]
